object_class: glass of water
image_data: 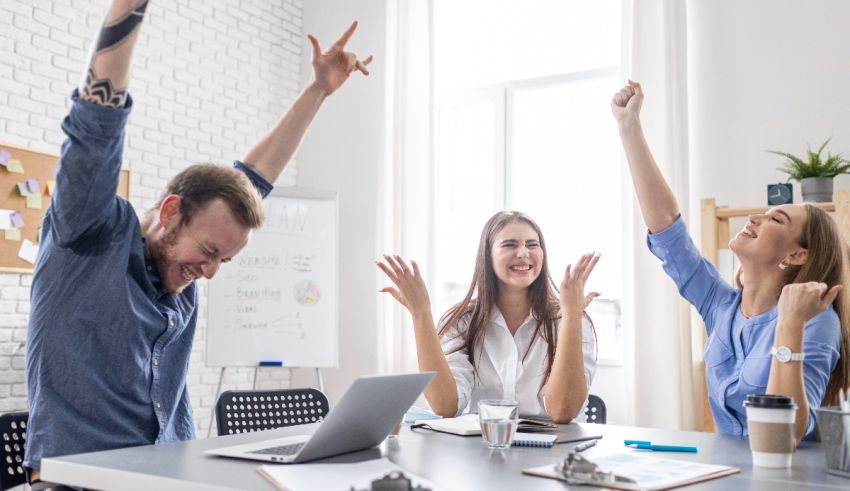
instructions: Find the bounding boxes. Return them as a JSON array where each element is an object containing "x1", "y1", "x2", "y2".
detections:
[{"x1": 478, "y1": 399, "x2": 519, "y2": 448}]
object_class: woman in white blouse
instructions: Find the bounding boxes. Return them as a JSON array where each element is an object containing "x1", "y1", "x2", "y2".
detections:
[{"x1": 377, "y1": 211, "x2": 598, "y2": 422}]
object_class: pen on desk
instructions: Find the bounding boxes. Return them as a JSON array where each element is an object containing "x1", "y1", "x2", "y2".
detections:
[
  {"x1": 259, "y1": 361, "x2": 284, "y2": 367},
  {"x1": 624, "y1": 440, "x2": 698, "y2": 453},
  {"x1": 573, "y1": 439, "x2": 598, "y2": 452}
]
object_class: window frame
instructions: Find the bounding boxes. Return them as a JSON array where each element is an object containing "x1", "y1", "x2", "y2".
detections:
[{"x1": 433, "y1": 66, "x2": 625, "y2": 366}]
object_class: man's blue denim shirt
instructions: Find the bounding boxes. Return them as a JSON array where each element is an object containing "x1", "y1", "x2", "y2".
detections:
[
  {"x1": 24, "y1": 92, "x2": 272, "y2": 470},
  {"x1": 647, "y1": 216, "x2": 840, "y2": 437}
]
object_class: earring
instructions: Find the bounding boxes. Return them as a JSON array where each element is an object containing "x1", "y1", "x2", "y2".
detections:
[{"x1": 778, "y1": 260, "x2": 788, "y2": 270}]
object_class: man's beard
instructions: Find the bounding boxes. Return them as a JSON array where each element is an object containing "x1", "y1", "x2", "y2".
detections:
[{"x1": 149, "y1": 223, "x2": 182, "y2": 286}]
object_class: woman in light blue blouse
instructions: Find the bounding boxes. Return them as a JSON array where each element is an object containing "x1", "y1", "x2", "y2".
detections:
[{"x1": 612, "y1": 80, "x2": 850, "y2": 441}]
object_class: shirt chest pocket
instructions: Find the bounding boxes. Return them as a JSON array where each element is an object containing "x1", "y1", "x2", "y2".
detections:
[{"x1": 741, "y1": 356, "x2": 772, "y2": 389}]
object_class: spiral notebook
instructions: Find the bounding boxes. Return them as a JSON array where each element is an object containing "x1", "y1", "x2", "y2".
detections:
[
  {"x1": 512, "y1": 433, "x2": 558, "y2": 447},
  {"x1": 412, "y1": 414, "x2": 557, "y2": 436}
]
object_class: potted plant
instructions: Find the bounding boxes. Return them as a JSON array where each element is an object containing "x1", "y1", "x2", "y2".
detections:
[{"x1": 767, "y1": 138, "x2": 850, "y2": 202}]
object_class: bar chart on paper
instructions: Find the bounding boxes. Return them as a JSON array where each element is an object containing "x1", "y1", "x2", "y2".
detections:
[{"x1": 206, "y1": 188, "x2": 338, "y2": 368}]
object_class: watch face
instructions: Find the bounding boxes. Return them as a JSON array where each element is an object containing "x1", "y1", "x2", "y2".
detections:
[{"x1": 774, "y1": 346, "x2": 791, "y2": 362}]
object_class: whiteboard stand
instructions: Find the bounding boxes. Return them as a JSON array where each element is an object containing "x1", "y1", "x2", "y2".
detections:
[{"x1": 207, "y1": 366, "x2": 227, "y2": 438}]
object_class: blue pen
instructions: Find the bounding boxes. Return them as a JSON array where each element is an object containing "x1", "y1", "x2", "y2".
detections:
[
  {"x1": 259, "y1": 361, "x2": 283, "y2": 366},
  {"x1": 624, "y1": 440, "x2": 698, "y2": 453}
]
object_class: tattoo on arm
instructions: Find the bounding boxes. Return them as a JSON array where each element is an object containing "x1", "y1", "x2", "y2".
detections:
[
  {"x1": 81, "y1": 68, "x2": 129, "y2": 108},
  {"x1": 80, "y1": 0, "x2": 149, "y2": 108},
  {"x1": 96, "y1": 0, "x2": 149, "y2": 53}
]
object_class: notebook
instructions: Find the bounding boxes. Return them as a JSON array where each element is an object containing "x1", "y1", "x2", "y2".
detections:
[
  {"x1": 411, "y1": 414, "x2": 558, "y2": 436},
  {"x1": 512, "y1": 433, "x2": 558, "y2": 447}
]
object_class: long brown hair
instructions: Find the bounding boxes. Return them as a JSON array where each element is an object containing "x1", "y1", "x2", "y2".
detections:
[
  {"x1": 438, "y1": 211, "x2": 595, "y2": 386},
  {"x1": 736, "y1": 204, "x2": 850, "y2": 405}
]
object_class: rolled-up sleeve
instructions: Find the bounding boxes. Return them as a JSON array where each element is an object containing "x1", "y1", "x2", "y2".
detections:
[
  {"x1": 233, "y1": 160, "x2": 273, "y2": 198},
  {"x1": 50, "y1": 90, "x2": 132, "y2": 246},
  {"x1": 440, "y1": 320, "x2": 474, "y2": 417},
  {"x1": 581, "y1": 316, "x2": 597, "y2": 388},
  {"x1": 647, "y1": 216, "x2": 736, "y2": 333}
]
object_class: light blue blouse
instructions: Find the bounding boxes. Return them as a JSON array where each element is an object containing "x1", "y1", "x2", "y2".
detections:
[{"x1": 647, "y1": 217, "x2": 841, "y2": 437}]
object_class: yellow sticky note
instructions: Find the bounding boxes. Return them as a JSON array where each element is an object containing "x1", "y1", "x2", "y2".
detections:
[
  {"x1": 47, "y1": 180, "x2": 55, "y2": 196},
  {"x1": 26, "y1": 193, "x2": 42, "y2": 209},
  {"x1": 7, "y1": 159, "x2": 24, "y2": 173},
  {"x1": 4, "y1": 228, "x2": 21, "y2": 241}
]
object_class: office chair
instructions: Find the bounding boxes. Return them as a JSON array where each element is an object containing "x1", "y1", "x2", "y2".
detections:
[
  {"x1": 215, "y1": 388, "x2": 330, "y2": 436},
  {"x1": 584, "y1": 394, "x2": 607, "y2": 424},
  {"x1": 0, "y1": 412, "x2": 27, "y2": 490}
]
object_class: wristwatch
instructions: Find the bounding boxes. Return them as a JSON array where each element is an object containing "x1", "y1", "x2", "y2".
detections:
[{"x1": 771, "y1": 345, "x2": 805, "y2": 363}]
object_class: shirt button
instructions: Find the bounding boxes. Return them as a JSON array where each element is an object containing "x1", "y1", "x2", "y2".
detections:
[
  {"x1": 169, "y1": 319, "x2": 174, "y2": 327},
  {"x1": 154, "y1": 401, "x2": 161, "y2": 408},
  {"x1": 147, "y1": 265, "x2": 152, "y2": 271},
  {"x1": 153, "y1": 357, "x2": 159, "y2": 366}
]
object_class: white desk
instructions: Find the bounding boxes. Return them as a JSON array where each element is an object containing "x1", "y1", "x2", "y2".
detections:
[{"x1": 42, "y1": 422, "x2": 849, "y2": 490}]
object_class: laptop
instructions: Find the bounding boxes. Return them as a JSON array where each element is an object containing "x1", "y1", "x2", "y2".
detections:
[{"x1": 204, "y1": 372, "x2": 435, "y2": 464}]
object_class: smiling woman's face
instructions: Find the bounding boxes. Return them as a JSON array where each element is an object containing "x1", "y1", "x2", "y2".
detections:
[
  {"x1": 490, "y1": 220, "x2": 544, "y2": 293},
  {"x1": 729, "y1": 204, "x2": 808, "y2": 269}
]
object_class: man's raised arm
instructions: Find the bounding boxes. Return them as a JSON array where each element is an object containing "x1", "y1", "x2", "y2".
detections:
[
  {"x1": 242, "y1": 21, "x2": 373, "y2": 184},
  {"x1": 80, "y1": 0, "x2": 148, "y2": 107}
]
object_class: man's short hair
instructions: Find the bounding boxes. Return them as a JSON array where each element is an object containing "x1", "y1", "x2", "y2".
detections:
[{"x1": 153, "y1": 163, "x2": 266, "y2": 229}]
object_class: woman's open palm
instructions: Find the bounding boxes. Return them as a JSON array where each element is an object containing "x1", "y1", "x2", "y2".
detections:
[
  {"x1": 376, "y1": 255, "x2": 431, "y2": 318},
  {"x1": 560, "y1": 253, "x2": 601, "y2": 315}
]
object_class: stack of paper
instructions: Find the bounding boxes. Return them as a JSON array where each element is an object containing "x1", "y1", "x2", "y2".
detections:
[{"x1": 257, "y1": 457, "x2": 447, "y2": 491}]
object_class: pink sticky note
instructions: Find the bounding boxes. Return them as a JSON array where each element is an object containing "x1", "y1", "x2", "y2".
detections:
[
  {"x1": 10, "y1": 211, "x2": 24, "y2": 229},
  {"x1": 27, "y1": 178, "x2": 39, "y2": 194},
  {"x1": 0, "y1": 150, "x2": 9, "y2": 166}
]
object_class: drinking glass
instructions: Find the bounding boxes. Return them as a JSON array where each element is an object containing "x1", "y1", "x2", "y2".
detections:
[{"x1": 478, "y1": 400, "x2": 519, "y2": 449}]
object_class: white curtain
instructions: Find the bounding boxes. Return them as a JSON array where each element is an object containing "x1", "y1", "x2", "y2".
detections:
[
  {"x1": 623, "y1": 0, "x2": 704, "y2": 430},
  {"x1": 378, "y1": 0, "x2": 434, "y2": 375}
]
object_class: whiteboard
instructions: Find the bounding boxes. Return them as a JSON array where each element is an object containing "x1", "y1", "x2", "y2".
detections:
[{"x1": 206, "y1": 187, "x2": 338, "y2": 367}]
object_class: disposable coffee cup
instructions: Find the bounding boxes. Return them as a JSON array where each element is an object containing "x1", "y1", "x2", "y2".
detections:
[{"x1": 744, "y1": 394, "x2": 797, "y2": 468}]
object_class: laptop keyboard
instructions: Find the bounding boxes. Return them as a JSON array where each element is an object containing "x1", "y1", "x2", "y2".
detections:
[{"x1": 250, "y1": 442, "x2": 306, "y2": 456}]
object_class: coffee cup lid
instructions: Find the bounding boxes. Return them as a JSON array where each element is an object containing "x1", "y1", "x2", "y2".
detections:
[{"x1": 743, "y1": 394, "x2": 797, "y2": 409}]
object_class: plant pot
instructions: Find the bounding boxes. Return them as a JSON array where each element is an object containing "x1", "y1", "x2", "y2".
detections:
[{"x1": 800, "y1": 177, "x2": 834, "y2": 202}]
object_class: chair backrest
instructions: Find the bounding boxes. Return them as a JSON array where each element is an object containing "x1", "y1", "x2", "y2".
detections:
[
  {"x1": 0, "y1": 412, "x2": 28, "y2": 490},
  {"x1": 584, "y1": 394, "x2": 607, "y2": 424},
  {"x1": 215, "y1": 388, "x2": 329, "y2": 436}
]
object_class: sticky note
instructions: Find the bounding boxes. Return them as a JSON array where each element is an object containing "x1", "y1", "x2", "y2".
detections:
[
  {"x1": 26, "y1": 193, "x2": 42, "y2": 209},
  {"x1": 0, "y1": 210, "x2": 13, "y2": 230},
  {"x1": 10, "y1": 211, "x2": 23, "y2": 229},
  {"x1": 47, "y1": 180, "x2": 55, "y2": 196},
  {"x1": 0, "y1": 150, "x2": 10, "y2": 166},
  {"x1": 16, "y1": 182, "x2": 30, "y2": 196},
  {"x1": 18, "y1": 239, "x2": 39, "y2": 264},
  {"x1": 7, "y1": 159, "x2": 24, "y2": 173},
  {"x1": 27, "y1": 178, "x2": 39, "y2": 194},
  {"x1": 4, "y1": 229, "x2": 21, "y2": 241}
]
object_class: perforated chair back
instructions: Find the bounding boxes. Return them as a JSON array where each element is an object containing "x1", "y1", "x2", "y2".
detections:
[
  {"x1": 216, "y1": 389, "x2": 330, "y2": 436},
  {"x1": 584, "y1": 394, "x2": 607, "y2": 424},
  {"x1": 0, "y1": 412, "x2": 28, "y2": 490}
]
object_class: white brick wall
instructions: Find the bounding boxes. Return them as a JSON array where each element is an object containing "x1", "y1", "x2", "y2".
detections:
[{"x1": 0, "y1": 0, "x2": 303, "y2": 442}]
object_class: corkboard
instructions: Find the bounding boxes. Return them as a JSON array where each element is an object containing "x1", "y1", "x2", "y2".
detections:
[{"x1": 0, "y1": 142, "x2": 130, "y2": 273}]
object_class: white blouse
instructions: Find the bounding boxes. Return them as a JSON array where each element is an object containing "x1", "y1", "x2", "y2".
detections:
[{"x1": 441, "y1": 306, "x2": 597, "y2": 421}]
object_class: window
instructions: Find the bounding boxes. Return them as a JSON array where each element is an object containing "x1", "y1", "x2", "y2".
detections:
[{"x1": 432, "y1": 0, "x2": 623, "y2": 361}]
